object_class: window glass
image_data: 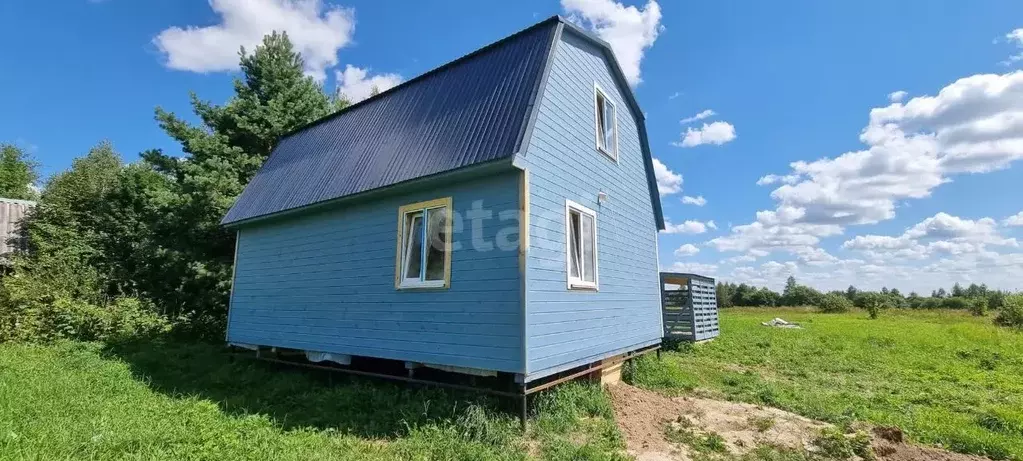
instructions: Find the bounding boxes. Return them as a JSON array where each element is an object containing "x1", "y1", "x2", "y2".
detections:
[
  {"x1": 602, "y1": 98, "x2": 615, "y2": 154},
  {"x1": 581, "y1": 213, "x2": 595, "y2": 282},
  {"x1": 403, "y1": 212, "x2": 423, "y2": 280},
  {"x1": 424, "y1": 207, "x2": 448, "y2": 281},
  {"x1": 595, "y1": 92, "x2": 607, "y2": 151},
  {"x1": 566, "y1": 201, "x2": 597, "y2": 289},
  {"x1": 569, "y1": 211, "x2": 581, "y2": 278}
]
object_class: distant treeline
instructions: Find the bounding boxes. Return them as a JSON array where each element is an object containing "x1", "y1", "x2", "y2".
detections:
[{"x1": 717, "y1": 276, "x2": 1014, "y2": 313}]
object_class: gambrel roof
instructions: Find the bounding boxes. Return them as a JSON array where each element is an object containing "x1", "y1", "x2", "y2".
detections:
[{"x1": 222, "y1": 16, "x2": 664, "y2": 230}]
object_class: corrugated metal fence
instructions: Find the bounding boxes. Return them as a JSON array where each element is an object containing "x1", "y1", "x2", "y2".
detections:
[{"x1": 0, "y1": 198, "x2": 34, "y2": 257}]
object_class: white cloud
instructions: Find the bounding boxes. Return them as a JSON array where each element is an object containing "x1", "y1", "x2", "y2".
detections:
[
  {"x1": 755, "y1": 174, "x2": 801, "y2": 186},
  {"x1": 708, "y1": 220, "x2": 841, "y2": 254},
  {"x1": 841, "y1": 212, "x2": 1018, "y2": 263},
  {"x1": 744, "y1": 71, "x2": 1023, "y2": 236},
  {"x1": 680, "y1": 109, "x2": 715, "y2": 124},
  {"x1": 652, "y1": 157, "x2": 683, "y2": 196},
  {"x1": 888, "y1": 90, "x2": 908, "y2": 103},
  {"x1": 1004, "y1": 211, "x2": 1023, "y2": 227},
  {"x1": 662, "y1": 220, "x2": 715, "y2": 234},
  {"x1": 561, "y1": 0, "x2": 662, "y2": 85},
  {"x1": 722, "y1": 254, "x2": 758, "y2": 264},
  {"x1": 673, "y1": 244, "x2": 700, "y2": 257},
  {"x1": 668, "y1": 91, "x2": 682, "y2": 100},
  {"x1": 1002, "y1": 28, "x2": 1023, "y2": 65},
  {"x1": 335, "y1": 65, "x2": 402, "y2": 103},
  {"x1": 675, "y1": 121, "x2": 737, "y2": 148},
  {"x1": 668, "y1": 262, "x2": 718, "y2": 275},
  {"x1": 681, "y1": 195, "x2": 706, "y2": 206},
  {"x1": 154, "y1": 0, "x2": 355, "y2": 81}
]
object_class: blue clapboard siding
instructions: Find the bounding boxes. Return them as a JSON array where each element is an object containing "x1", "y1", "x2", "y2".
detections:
[
  {"x1": 227, "y1": 169, "x2": 524, "y2": 373},
  {"x1": 518, "y1": 29, "x2": 662, "y2": 381}
]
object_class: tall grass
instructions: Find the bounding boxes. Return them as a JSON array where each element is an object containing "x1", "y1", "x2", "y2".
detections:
[{"x1": 0, "y1": 340, "x2": 624, "y2": 460}]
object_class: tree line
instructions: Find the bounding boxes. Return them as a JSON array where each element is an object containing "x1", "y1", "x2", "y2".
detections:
[
  {"x1": 717, "y1": 276, "x2": 1023, "y2": 324},
  {"x1": 0, "y1": 33, "x2": 350, "y2": 342}
]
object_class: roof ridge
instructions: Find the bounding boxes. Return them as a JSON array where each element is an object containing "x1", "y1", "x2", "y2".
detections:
[{"x1": 278, "y1": 15, "x2": 563, "y2": 141}]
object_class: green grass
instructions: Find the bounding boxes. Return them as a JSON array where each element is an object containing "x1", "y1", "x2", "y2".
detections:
[
  {"x1": 0, "y1": 340, "x2": 626, "y2": 460},
  {"x1": 631, "y1": 308, "x2": 1023, "y2": 460}
]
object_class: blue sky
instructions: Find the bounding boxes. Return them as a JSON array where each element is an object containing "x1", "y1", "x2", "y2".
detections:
[{"x1": 2, "y1": 0, "x2": 1023, "y2": 292}]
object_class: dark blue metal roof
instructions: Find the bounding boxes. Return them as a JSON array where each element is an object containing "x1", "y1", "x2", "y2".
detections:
[
  {"x1": 222, "y1": 18, "x2": 560, "y2": 225},
  {"x1": 222, "y1": 16, "x2": 664, "y2": 230}
]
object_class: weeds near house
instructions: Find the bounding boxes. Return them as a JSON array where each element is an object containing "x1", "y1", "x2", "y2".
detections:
[{"x1": 0, "y1": 340, "x2": 626, "y2": 460}]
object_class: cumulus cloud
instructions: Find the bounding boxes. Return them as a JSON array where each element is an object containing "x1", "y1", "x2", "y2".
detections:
[
  {"x1": 652, "y1": 158, "x2": 683, "y2": 196},
  {"x1": 681, "y1": 195, "x2": 706, "y2": 206},
  {"x1": 731, "y1": 70, "x2": 1023, "y2": 264},
  {"x1": 1002, "y1": 28, "x2": 1023, "y2": 65},
  {"x1": 842, "y1": 212, "x2": 1018, "y2": 262},
  {"x1": 673, "y1": 244, "x2": 700, "y2": 257},
  {"x1": 888, "y1": 90, "x2": 908, "y2": 103},
  {"x1": 1004, "y1": 211, "x2": 1023, "y2": 227},
  {"x1": 662, "y1": 220, "x2": 715, "y2": 234},
  {"x1": 756, "y1": 174, "x2": 801, "y2": 186},
  {"x1": 561, "y1": 0, "x2": 662, "y2": 85},
  {"x1": 675, "y1": 121, "x2": 736, "y2": 147},
  {"x1": 154, "y1": 0, "x2": 355, "y2": 81},
  {"x1": 335, "y1": 65, "x2": 402, "y2": 103},
  {"x1": 668, "y1": 262, "x2": 718, "y2": 275},
  {"x1": 680, "y1": 109, "x2": 715, "y2": 124}
]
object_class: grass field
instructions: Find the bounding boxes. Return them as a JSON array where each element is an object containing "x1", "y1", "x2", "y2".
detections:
[
  {"x1": 631, "y1": 308, "x2": 1023, "y2": 459},
  {"x1": 2, "y1": 308, "x2": 1021, "y2": 460},
  {"x1": 0, "y1": 341, "x2": 626, "y2": 460}
]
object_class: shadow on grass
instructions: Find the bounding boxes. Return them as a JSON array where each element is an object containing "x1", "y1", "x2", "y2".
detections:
[{"x1": 101, "y1": 339, "x2": 517, "y2": 438}]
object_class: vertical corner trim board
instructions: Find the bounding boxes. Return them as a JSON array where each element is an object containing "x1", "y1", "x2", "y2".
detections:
[{"x1": 519, "y1": 168, "x2": 530, "y2": 374}]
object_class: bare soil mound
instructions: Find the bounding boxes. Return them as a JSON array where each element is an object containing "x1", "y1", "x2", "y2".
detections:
[{"x1": 607, "y1": 383, "x2": 989, "y2": 461}]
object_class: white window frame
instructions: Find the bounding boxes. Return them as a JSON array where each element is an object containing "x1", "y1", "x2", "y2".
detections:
[
  {"x1": 395, "y1": 197, "x2": 452, "y2": 290},
  {"x1": 565, "y1": 199, "x2": 598, "y2": 290},
  {"x1": 593, "y1": 83, "x2": 618, "y2": 162}
]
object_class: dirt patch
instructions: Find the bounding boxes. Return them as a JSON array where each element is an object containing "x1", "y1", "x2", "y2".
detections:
[
  {"x1": 607, "y1": 381, "x2": 696, "y2": 459},
  {"x1": 870, "y1": 427, "x2": 990, "y2": 461},
  {"x1": 607, "y1": 384, "x2": 990, "y2": 461}
]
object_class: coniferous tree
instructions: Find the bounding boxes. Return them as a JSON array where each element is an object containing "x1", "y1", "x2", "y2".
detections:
[
  {"x1": 142, "y1": 32, "x2": 343, "y2": 333},
  {"x1": 0, "y1": 144, "x2": 39, "y2": 200}
]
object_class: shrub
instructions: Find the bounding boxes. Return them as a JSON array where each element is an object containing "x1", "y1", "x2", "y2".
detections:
[
  {"x1": 0, "y1": 256, "x2": 169, "y2": 342},
  {"x1": 969, "y1": 297, "x2": 989, "y2": 317},
  {"x1": 994, "y1": 294, "x2": 1023, "y2": 329},
  {"x1": 813, "y1": 427, "x2": 874, "y2": 460},
  {"x1": 942, "y1": 297, "x2": 970, "y2": 310},
  {"x1": 818, "y1": 293, "x2": 853, "y2": 313}
]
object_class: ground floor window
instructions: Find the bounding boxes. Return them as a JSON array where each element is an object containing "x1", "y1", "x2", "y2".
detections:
[
  {"x1": 396, "y1": 197, "x2": 452, "y2": 289},
  {"x1": 565, "y1": 200, "x2": 597, "y2": 290}
]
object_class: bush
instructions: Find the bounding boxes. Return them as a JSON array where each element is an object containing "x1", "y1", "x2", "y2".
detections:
[
  {"x1": 942, "y1": 297, "x2": 970, "y2": 310},
  {"x1": 994, "y1": 295, "x2": 1023, "y2": 329},
  {"x1": 969, "y1": 297, "x2": 989, "y2": 317},
  {"x1": 0, "y1": 256, "x2": 169, "y2": 342},
  {"x1": 818, "y1": 293, "x2": 853, "y2": 313}
]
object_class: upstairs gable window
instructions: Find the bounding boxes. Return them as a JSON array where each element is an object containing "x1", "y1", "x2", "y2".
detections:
[{"x1": 594, "y1": 85, "x2": 617, "y2": 161}]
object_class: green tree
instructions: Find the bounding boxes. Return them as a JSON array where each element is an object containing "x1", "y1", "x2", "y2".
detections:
[
  {"x1": 845, "y1": 285, "x2": 858, "y2": 302},
  {"x1": 0, "y1": 144, "x2": 39, "y2": 200},
  {"x1": 716, "y1": 282, "x2": 734, "y2": 308},
  {"x1": 0, "y1": 142, "x2": 167, "y2": 342},
  {"x1": 143, "y1": 31, "x2": 342, "y2": 334},
  {"x1": 951, "y1": 282, "x2": 965, "y2": 298}
]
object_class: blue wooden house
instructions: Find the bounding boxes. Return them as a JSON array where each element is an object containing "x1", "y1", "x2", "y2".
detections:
[{"x1": 222, "y1": 16, "x2": 666, "y2": 386}]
